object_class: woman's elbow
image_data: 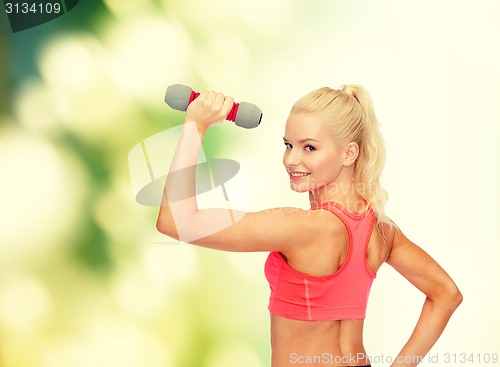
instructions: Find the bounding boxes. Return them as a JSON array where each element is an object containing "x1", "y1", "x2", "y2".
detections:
[
  {"x1": 156, "y1": 216, "x2": 179, "y2": 240},
  {"x1": 450, "y1": 286, "x2": 463, "y2": 310},
  {"x1": 435, "y1": 283, "x2": 463, "y2": 313}
]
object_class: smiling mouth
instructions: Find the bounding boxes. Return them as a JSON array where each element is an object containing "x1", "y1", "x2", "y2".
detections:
[{"x1": 288, "y1": 171, "x2": 311, "y2": 178}]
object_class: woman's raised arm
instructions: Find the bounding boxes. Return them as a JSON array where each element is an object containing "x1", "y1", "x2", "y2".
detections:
[{"x1": 156, "y1": 90, "x2": 334, "y2": 252}]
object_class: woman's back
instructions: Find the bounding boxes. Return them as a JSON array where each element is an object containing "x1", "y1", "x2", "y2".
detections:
[{"x1": 268, "y1": 200, "x2": 394, "y2": 367}]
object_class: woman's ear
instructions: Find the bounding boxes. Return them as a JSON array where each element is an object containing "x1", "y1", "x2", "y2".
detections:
[{"x1": 343, "y1": 142, "x2": 359, "y2": 167}]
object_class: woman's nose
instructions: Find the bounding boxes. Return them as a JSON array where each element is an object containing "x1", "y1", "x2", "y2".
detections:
[{"x1": 283, "y1": 149, "x2": 300, "y2": 167}]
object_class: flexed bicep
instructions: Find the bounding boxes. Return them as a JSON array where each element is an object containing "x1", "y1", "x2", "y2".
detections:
[{"x1": 159, "y1": 204, "x2": 332, "y2": 253}]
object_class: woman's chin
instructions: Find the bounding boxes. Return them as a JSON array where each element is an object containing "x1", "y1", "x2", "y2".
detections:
[{"x1": 289, "y1": 183, "x2": 310, "y2": 193}]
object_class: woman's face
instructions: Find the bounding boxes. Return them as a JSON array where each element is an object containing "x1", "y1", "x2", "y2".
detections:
[{"x1": 283, "y1": 112, "x2": 346, "y2": 193}]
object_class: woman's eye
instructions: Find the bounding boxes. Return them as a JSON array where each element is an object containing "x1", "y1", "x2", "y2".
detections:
[
  {"x1": 284, "y1": 142, "x2": 292, "y2": 149},
  {"x1": 304, "y1": 145, "x2": 316, "y2": 152}
]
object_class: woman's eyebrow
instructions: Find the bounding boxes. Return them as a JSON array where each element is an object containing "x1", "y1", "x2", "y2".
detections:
[{"x1": 283, "y1": 137, "x2": 321, "y2": 143}]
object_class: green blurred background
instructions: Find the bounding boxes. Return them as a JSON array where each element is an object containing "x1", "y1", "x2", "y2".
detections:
[{"x1": 1, "y1": 1, "x2": 499, "y2": 366}]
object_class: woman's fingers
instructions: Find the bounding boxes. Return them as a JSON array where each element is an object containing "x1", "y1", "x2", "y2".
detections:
[
  {"x1": 198, "y1": 90, "x2": 213, "y2": 105},
  {"x1": 223, "y1": 95, "x2": 234, "y2": 115},
  {"x1": 199, "y1": 91, "x2": 226, "y2": 110},
  {"x1": 185, "y1": 90, "x2": 234, "y2": 130},
  {"x1": 214, "y1": 92, "x2": 225, "y2": 110},
  {"x1": 202, "y1": 91, "x2": 232, "y2": 114}
]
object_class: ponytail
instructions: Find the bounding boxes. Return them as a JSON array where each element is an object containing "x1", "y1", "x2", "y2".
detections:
[
  {"x1": 340, "y1": 85, "x2": 392, "y2": 229},
  {"x1": 292, "y1": 85, "x2": 394, "y2": 230}
]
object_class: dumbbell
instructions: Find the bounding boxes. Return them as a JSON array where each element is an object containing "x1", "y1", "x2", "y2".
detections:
[{"x1": 164, "y1": 84, "x2": 262, "y2": 129}]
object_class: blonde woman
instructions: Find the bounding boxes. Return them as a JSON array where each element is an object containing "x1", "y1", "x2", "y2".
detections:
[{"x1": 156, "y1": 85, "x2": 462, "y2": 367}]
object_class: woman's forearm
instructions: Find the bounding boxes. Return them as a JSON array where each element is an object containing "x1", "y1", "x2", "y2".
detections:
[
  {"x1": 165, "y1": 120, "x2": 205, "y2": 212},
  {"x1": 156, "y1": 90, "x2": 238, "y2": 243},
  {"x1": 390, "y1": 292, "x2": 462, "y2": 367},
  {"x1": 157, "y1": 120, "x2": 205, "y2": 237}
]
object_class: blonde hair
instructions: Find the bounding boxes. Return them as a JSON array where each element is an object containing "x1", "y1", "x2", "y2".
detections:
[{"x1": 291, "y1": 85, "x2": 393, "y2": 229}]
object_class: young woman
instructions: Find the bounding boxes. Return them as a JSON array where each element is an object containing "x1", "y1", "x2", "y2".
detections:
[{"x1": 156, "y1": 85, "x2": 462, "y2": 367}]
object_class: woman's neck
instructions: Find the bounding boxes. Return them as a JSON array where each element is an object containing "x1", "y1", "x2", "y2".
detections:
[{"x1": 309, "y1": 179, "x2": 365, "y2": 213}]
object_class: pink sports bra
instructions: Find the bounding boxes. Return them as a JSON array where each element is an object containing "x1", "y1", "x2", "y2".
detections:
[{"x1": 264, "y1": 201, "x2": 376, "y2": 322}]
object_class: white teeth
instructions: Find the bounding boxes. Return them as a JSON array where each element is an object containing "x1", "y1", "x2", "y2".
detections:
[{"x1": 290, "y1": 172, "x2": 309, "y2": 177}]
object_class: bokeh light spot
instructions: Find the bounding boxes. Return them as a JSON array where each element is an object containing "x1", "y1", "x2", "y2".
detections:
[
  {"x1": 0, "y1": 128, "x2": 86, "y2": 263},
  {"x1": 0, "y1": 275, "x2": 53, "y2": 334}
]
